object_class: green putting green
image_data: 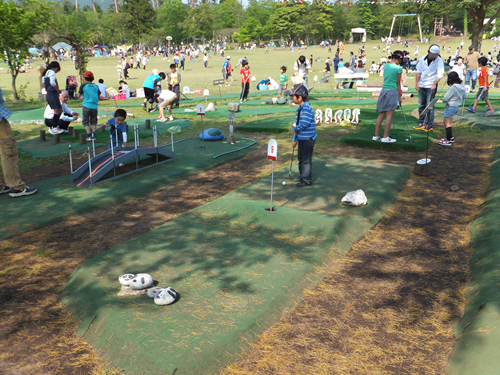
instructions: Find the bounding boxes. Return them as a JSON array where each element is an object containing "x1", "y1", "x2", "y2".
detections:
[
  {"x1": 237, "y1": 115, "x2": 294, "y2": 133},
  {"x1": 447, "y1": 148, "x2": 500, "y2": 375},
  {"x1": 340, "y1": 109, "x2": 438, "y2": 152},
  {"x1": 432, "y1": 102, "x2": 500, "y2": 130},
  {"x1": 8, "y1": 107, "x2": 113, "y2": 125},
  {"x1": 16, "y1": 119, "x2": 192, "y2": 159},
  {"x1": 0, "y1": 138, "x2": 256, "y2": 241},
  {"x1": 172, "y1": 105, "x2": 297, "y2": 118},
  {"x1": 62, "y1": 157, "x2": 410, "y2": 375}
]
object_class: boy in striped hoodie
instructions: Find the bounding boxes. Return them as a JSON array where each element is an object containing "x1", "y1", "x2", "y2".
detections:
[{"x1": 285, "y1": 84, "x2": 317, "y2": 187}]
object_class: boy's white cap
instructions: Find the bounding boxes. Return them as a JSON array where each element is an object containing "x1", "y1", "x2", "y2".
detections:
[{"x1": 227, "y1": 56, "x2": 231, "y2": 59}]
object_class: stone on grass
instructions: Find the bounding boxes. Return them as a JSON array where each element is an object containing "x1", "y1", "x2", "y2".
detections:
[
  {"x1": 129, "y1": 273, "x2": 154, "y2": 290},
  {"x1": 154, "y1": 287, "x2": 178, "y2": 306},
  {"x1": 147, "y1": 286, "x2": 163, "y2": 298},
  {"x1": 119, "y1": 273, "x2": 135, "y2": 286},
  {"x1": 206, "y1": 102, "x2": 216, "y2": 112},
  {"x1": 118, "y1": 284, "x2": 148, "y2": 296},
  {"x1": 227, "y1": 102, "x2": 240, "y2": 112},
  {"x1": 483, "y1": 111, "x2": 499, "y2": 117},
  {"x1": 341, "y1": 189, "x2": 368, "y2": 206}
]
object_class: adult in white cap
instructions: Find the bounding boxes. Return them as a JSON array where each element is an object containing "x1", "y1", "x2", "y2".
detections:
[
  {"x1": 413, "y1": 44, "x2": 444, "y2": 132},
  {"x1": 464, "y1": 45, "x2": 480, "y2": 92}
]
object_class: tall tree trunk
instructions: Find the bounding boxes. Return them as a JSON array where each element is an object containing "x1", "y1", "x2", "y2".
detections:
[
  {"x1": 90, "y1": 0, "x2": 97, "y2": 14},
  {"x1": 114, "y1": 0, "x2": 119, "y2": 13},
  {"x1": 10, "y1": 70, "x2": 19, "y2": 101},
  {"x1": 75, "y1": 0, "x2": 78, "y2": 12},
  {"x1": 468, "y1": 4, "x2": 500, "y2": 52}
]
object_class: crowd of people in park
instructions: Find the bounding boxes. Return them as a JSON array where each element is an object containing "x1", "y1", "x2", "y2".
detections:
[{"x1": 3, "y1": 36, "x2": 500, "y2": 197}]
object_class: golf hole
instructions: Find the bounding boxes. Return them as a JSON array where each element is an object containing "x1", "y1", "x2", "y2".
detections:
[{"x1": 265, "y1": 207, "x2": 277, "y2": 212}]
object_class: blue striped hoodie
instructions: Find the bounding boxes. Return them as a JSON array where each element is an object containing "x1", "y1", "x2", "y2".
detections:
[{"x1": 293, "y1": 101, "x2": 317, "y2": 142}]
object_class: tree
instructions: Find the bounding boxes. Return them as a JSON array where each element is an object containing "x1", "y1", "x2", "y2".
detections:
[
  {"x1": 0, "y1": 0, "x2": 51, "y2": 100},
  {"x1": 422, "y1": 0, "x2": 500, "y2": 51},
  {"x1": 182, "y1": 3, "x2": 215, "y2": 40},
  {"x1": 156, "y1": 0, "x2": 189, "y2": 44},
  {"x1": 359, "y1": 6, "x2": 376, "y2": 39},
  {"x1": 121, "y1": 0, "x2": 156, "y2": 44}
]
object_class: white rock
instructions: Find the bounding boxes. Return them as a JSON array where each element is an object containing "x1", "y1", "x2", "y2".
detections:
[
  {"x1": 206, "y1": 102, "x2": 216, "y2": 112},
  {"x1": 129, "y1": 273, "x2": 154, "y2": 290},
  {"x1": 119, "y1": 273, "x2": 135, "y2": 286},
  {"x1": 154, "y1": 287, "x2": 178, "y2": 306},
  {"x1": 341, "y1": 189, "x2": 368, "y2": 207},
  {"x1": 272, "y1": 97, "x2": 278, "y2": 104},
  {"x1": 147, "y1": 286, "x2": 163, "y2": 298}
]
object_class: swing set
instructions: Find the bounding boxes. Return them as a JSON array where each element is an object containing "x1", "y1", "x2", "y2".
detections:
[{"x1": 389, "y1": 14, "x2": 423, "y2": 43}]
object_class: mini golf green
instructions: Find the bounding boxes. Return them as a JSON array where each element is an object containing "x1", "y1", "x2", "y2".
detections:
[
  {"x1": 8, "y1": 108, "x2": 113, "y2": 125},
  {"x1": 0, "y1": 138, "x2": 256, "y2": 241},
  {"x1": 17, "y1": 119, "x2": 192, "y2": 159},
  {"x1": 172, "y1": 105, "x2": 297, "y2": 118},
  {"x1": 341, "y1": 109, "x2": 438, "y2": 152},
  {"x1": 447, "y1": 148, "x2": 500, "y2": 375},
  {"x1": 62, "y1": 157, "x2": 410, "y2": 375},
  {"x1": 432, "y1": 102, "x2": 500, "y2": 131},
  {"x1": 237, "y1": 115, "x2": 294, "y2": 133}
]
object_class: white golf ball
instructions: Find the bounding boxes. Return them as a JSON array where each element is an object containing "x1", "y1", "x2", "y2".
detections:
[
  {"x1": 282, "y1": 181, "x2": 287, "y2": 186},
  {"x1": 406, "y1": 139, "x2": 409, "y2": 141}
]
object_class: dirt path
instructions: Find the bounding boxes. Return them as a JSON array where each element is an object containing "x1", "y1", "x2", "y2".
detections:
[
  {"x1": 0, "y1": 138, "x2": 491, "y2": 375},
  {"x1": 224, "y1": 142, "x2": 492, "y2": 375}
]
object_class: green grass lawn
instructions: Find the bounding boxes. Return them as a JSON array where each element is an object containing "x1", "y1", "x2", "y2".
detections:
[{"x1": 2, "y1": 35, "x2": 500, "y2": 103}]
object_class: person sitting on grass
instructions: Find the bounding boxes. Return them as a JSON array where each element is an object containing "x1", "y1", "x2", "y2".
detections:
[
  {"x1": 0, "y1": 86, "x2": 37, "y2": 198},
  {"x1": 467, "y1": 56, "x2": 495, "y2": 114},
  {"x1": 142, "y1": 71, "x2": 166, "y2": 113},
  {"x1": 284, "y1": 84, "x2": 316, "y2": 187},
  {"x1": 157, "y1": 88, "x2": 177, "y2": 123},
  {"x1": 44, "y1": 90, "x2": 79, "y2": 135},
  {"x1": 372, "y1": 50, "x2": 404, "y2": 144},
  {"x1": 438, "y1": 72, "x2": 467, "y2": 146},
  {"x1": 78, "y1": 71, "x2": 100, "y2": 141}
]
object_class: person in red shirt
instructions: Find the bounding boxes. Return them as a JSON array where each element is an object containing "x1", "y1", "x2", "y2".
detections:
[
  {"x1": 240, "y1": 60, "x2": 250, "y2": 103},
  {"x1": 467, "y1": 56, "x2": 494, "y2": 113}
]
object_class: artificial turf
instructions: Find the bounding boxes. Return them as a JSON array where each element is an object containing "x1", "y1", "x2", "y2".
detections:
[{"x1": 61, "y1": 156, "x2": 410, "y2": 375}]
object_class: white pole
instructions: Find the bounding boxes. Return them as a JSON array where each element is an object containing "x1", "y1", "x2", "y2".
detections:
[
  {"x1": 389, "y1": 16, "x2": 396, "y2": 41},
  {"x1": 201, "y1": 116, "x2": 205, "y2": 148},
  {"x1": 69, "y1": 145, "x2": 73, "y2": 175},
  {"x1": 92, "y1": 137, "x2": 95, "y2": 158},
  {"x1": 87, "y1": 148, "x2": 93, "y2": 185},
  {"x1": 269, "y1": 160, "x2": 275, "y2": 211},
  {"x1": 171, "y1": 130, "x2": 174, "y2": 152},
  {"x1": 417, "y1": 14, "x2": 423, "y2": 43}
]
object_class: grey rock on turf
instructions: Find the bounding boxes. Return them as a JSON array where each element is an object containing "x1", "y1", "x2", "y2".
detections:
[{"x1": 227, "y1": 102, "x2": 240, "y2": 112}]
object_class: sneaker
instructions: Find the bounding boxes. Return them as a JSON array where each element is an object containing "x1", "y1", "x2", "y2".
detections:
[
  {"x1": 0, "y1": 184, "x2": 10, "y2": 195},
  {"x1": 86, "y1": 136, "x2": 92, "y2": 142},
  {"x1": 470, "y1": 90, "x2": 475, "y2": 93},
  {"x1": 292, "y1": 177, "x2": 303, "y2": 182},
  {"x1": 466, "y1": 107, "x2": 475, "y2": 113},
  {"x1": 448, "y1": 137, "x2": 455, "y2": 143},
  {"x1": 149, "y1": 107, "x2": 158, "y2": 113},
  {"x1": 9, "y1": 186, "x2": 37, "y2": 198},
  {"x1": 485, "y1": 108, "x2": 493, "y2": 113},
  {"x1": 413, "y1": 123, "x2": 425, "y2": 130},
  {"x1": 91, "y1": 133, "x2": 97, "y2": 140},
  {"x1": 119, "y1": 162, "x2": 125, "y2": 167},
  {"x1": 438, "y1": 138, "x2": 453, "y2": 146},
  {"x1": 422, "y1": 126, "x2": 433, "y2": 132},
  {"x1": 381, "y1": 136, "x2": 397, "y2": 143},
  {"x1": 52, "y1": 127, "x2": 64, "y2": 135},
  {"x1": 168, "y1": 116, "x2": 174, "y2": 121},
  {"x1": 240, "y1": 99, "x2": 243, "y2": 103},
  {"x1": 296, "y1": 180, "x2": 312, "y2": 187},
  {"x1": 63, "y1": 129, "x2": 69, "y2": 133},
  {"x1": 141, "y1": 102, "x2": 147, "y2": 111},
  {"x1": 157, "y1": 118, "x2": 167, "y2": 122},
  {"x1": 372, "y1": 135, "x2": 381, "y2": 141},
  {"x1": 244, "y1": 99, "x2": 247, "y2": 102}
]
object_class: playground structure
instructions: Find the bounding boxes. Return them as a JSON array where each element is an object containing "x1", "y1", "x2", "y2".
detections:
[
  {"x1": 389, "y1": 14, "x2": 423, "y2": 43},
  {"x1": 70, "y1": 125, "x2": 175, "y2": 188}
]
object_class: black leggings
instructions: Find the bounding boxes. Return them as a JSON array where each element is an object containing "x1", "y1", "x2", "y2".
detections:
[{"x1": 240, "y1": 82, "x2": 249, "y2": 101}]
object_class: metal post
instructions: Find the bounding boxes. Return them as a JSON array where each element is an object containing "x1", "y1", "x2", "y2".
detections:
[
  {"x1": 134, "y1": 126, "x2": 139, "y2": 170},
  {"x1": 269, "y1": 160, "x2": 275, "y2": 211},
  {"x1": 69, "y1": 145, "x2": 73, "y2": 175},
  {"x1": 87, "y1": 148, "x2": 93, "y2": 186},
  {"x1": 92, "y1": 137, "x2": 96, "y2": 158},
  {"x1": 171, "y1": 130, "x2": 174, "y2": 152},
  {"x1": 201, "y1": 116, "x2": 206, "y2": 148},
  {"x1": 110, "y1": 135, "x2": 116, "y2": 177},
  {"x1": 417, "y1": 14, "x2": 423, "y2": 43},
  {"x1": 154, "y1": 126, "x2": 159, "y2": 164},
  {"x1": 389, "y1": 15, "x2": 396, "y2": 41}
]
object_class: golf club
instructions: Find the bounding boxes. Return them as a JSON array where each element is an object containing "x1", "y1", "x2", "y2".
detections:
[
  {"x1": 286, "y1": 144, "x2": 295, "y2": 179},
  {"x1": 400, "y1": 102, "x2": 414, "y2": 142}
]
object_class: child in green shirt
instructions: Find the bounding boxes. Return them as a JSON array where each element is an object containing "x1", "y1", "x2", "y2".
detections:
[{"x1": 278, "y1": 66, "x2": 288, "y2": 98}]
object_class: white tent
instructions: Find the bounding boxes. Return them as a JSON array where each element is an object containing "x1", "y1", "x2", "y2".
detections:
[{"x1": 351, "y1": 28, "x2": 367, "y2": 43}]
